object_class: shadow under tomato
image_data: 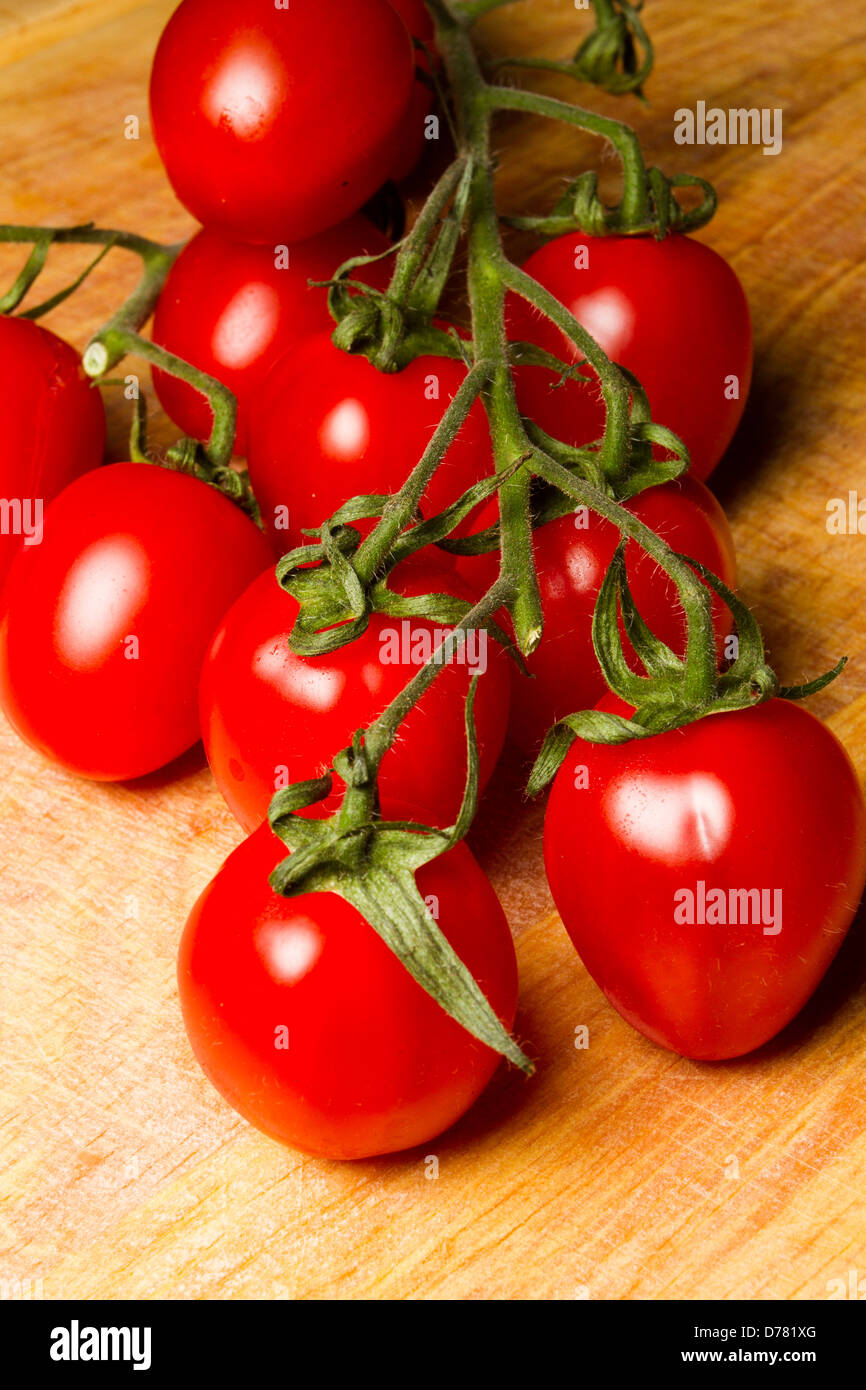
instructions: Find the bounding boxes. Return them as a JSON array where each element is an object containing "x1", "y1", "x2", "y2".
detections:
[
  {"x1": 118, "y1": 740, "x2": 209, "y2": 792},
  {"x1": 468, "y1": 733, "x2": 541, "y2": 859},
  {"x1": 708, "y1": 357, "x2": 788, "y2": 510}
]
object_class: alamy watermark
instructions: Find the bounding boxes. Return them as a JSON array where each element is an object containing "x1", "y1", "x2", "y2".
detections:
[
  {"x1": 0, "y1": 498, "x2": 42, "y2": 547},
  {"x1": 674, "y1": 101, "x2": 782, "y2": 157},
  {"x1": 674, "y1": 880, "x2": 782, "y2": 935},
  {"x1": 379, "y1": 621, "x2": 488, "y2": 675},
  {"x1": 50, "y1": 1321, "x2": 151, "y2": 1371}
]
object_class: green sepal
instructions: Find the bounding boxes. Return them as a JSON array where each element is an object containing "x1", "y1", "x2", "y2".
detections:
[
  {"x1": 526, "y1": 706, "x2": 654, "y2": 796},
  {"x1": 503, "y1": 164, "x2": 717, "y2": 241},
  {"x1": 615, "y1": 549, "x2": 687, "y2": 680},
  {"x1": 590, "y1": 543, "x2": 656, "y2": 706},
  {"x1": 266, "y1": 680, "x2": 532, "y2": 1073},
  {"x1": 0, "y1": 225, "x2": 117, "y2": 318},
  {"x1": 779, "y1": 658, "x2": 847, "y2": 701},
  {"x1": 391, "y1": 456, "x2": 528, "y2": 564},
  {"x1": 525, "y1": 543, "x2": 848, "y2": 797}
]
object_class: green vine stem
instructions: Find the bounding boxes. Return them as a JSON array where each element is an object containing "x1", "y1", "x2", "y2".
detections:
[
  {"x1": 85, "y1": 327, "x2": 238, "y2": 475},
  {"x1": 352, "y1": 361, "x2": 491, "y2": 583},
  {"x1": 258, "y1": 0, "x2": 842, "y2": 1054},
  {"x1": 283, "y1": 0, "x2": 717, "y2": 686},
  {"x1": 452, "y1": 0, "x2": 522, "y2": 19},
  {"x1": 0, "y1": 223, "x2": 180, "y2": 318},
  {"x1": 487, "y1": 82, "x2": 651, "y2": 225},
  {"x1": 334, "y1": 577, "x2": 511, "y2": 836}
]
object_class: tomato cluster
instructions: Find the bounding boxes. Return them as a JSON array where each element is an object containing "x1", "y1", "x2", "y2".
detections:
[{"x1": 2, "y1": 0, "x2": 863, "y2": 1164}]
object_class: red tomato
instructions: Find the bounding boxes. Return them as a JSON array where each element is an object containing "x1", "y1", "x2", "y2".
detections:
[
  {"x1": 151, "y1": 218, "x2": 390, "y2": 457},
  {"x1": 0, "y1": 464, "x2": 273, "y2": 779},
  {"x1": 507, "y1": 233, "x2": 753, "y2": 480},
  {"x1": 178, "y1": 821, "x2": 519, "y2": 1158},
  {"x1": 460, "y1": 476, "x2": 736, "y2": 755},
  {"x1": 200, "y1": 557, "x2": 510, "y2": 832},
  {"x1": 247, "y1": 331, "x2": 493, "y2": 553},
  {"x1": 544, "y1": 697, "x2": 866, "y2": 1060},
  {"x1": 150, "y1": 0, "x2": 415, "y2": 244},
  {"x1": 0, "y1": 317, "x2": 105, "y2": 591}
]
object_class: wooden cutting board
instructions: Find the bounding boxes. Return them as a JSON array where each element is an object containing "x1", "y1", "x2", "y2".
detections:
[{"x1": 2, "y1": 0, "x2": 866, "y2": 1301}]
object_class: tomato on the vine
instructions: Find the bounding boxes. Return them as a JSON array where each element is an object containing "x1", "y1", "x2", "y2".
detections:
[
  {"x1": 150, "y1": 0, "x2": 415, "y2": 244},
  {"x1": 460, "y1": 476, "x2": 736, "y2": 755},
  {"x1": 0, "y1": 464, "x2": 272, "y2": 780},
  {"x1": 151, "y1": 217, "x2": 390, "y2": 457},
  {"x1": 544, "y1": 697, "x2": 866, "y2": 1060},
  {"x1": 200, "y1": 556, "x2": 510, "y2": 832},
  {"x1": 247, "y1": 331, "x2": 493, "y2": 553},
  {"x1": 178, "y1": 822, "x2": 519, "y2": 1159},
  {"x1": 507, "y1": 233, "x2": 753, "y2": 480},
  {"x1": 0, "y1": 317, "x2": 105, "y2": 591}
]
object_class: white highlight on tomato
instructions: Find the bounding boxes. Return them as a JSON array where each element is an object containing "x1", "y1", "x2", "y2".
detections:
[
  {"x1": 318, "y1": 398, "x2": 370, "y2": 461},
  {"x1": 603, "y1": 771, "x2": 734, "y2": 866},
  {"x1": 56, "y1": 536, "x2": 150, "y2": 671}
]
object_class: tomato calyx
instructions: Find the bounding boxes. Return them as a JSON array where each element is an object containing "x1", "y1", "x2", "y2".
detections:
[
  {"x1": 527, "y1": 543, "x2": 848, "y2": 794},
  {"x1": 269, "y1": 355, "x2": 527, "y2": 660},
  {"x1": 491, "y1": 0, "x2": 654, "y2": 99},
  {"x1": 482, "y1": 0, "x2": 716, "y2": 242},
  {"x1": 274, "y1": 464, "x2": 519, "y2": 662},
  {"x1": 265, "y1": 687, "x2": 532, "y2": 1074},
  {"x1": 127, "y1": 391, "x2": 260, "y2": 523},
  {"x1": 327, "y1": 157, "x2": 474, "y2": 371},
  {"x1": 504, "y1": 167, "x2": 718, "y2": 240}
]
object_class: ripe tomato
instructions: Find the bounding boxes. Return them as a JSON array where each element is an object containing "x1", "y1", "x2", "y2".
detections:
[
  {"x1": 0, "y1": 317, "x2": 105, "y2": 591},
  {"x1": 544, "y1": 697, "x2": 866, "y2": 1060},
  {"x1": 0, "y1": 464, "x2": 272, "y2": 780},
  {"x1": 200, "y1": 557, "x2": 510, "y2": 832},
  {"x1": 247, "y1": 331, "x2": 493, "y2": 553},
  {"x1": 150, "y1": 0, "x2": 415, "y2": 244},
  {"x1": 507, "y1": 233, "x2": 753, "y2": 480},
  {"x1": 178, "y1": 822, "x2": 519, "y2": 1158},
  {"x1": 460, "y1": 476, "x2": 736, "y2": 755},
  {"x1": 151, "y1": 217, "x2": 390, "y2": 457}
]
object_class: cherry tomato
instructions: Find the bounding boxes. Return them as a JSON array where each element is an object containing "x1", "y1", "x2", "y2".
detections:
[
  {"x1": 0, "y1": 464, "x2": 273, "y2": 780},
  {"x1": 0, "y1": 317, "x2": 105, "y2": 591},
  {"x1": 544, "y1": 697, "x2": 866, "y2": 1060},
  {"x1": 247, "y1": 331, "x2": 493, "y2": 553},
  {"x1": 178, "y1": 821, "x2": 519, "y2": 1158},
  {"x1": 200, "y1": 556, "x2": 510, "y2": 832},
  {"x1": 151, "y1": 218, "x2": 390, "y2": 457},
  {"x1": 150, "y1": 0, "x2": 415, "y2": 244},
  {"x1": 507, "y1": 233, "x2": 753, "y2": 480},
  {"x1": 460, "y1": 476, "x2": 736, "y2": 755}
]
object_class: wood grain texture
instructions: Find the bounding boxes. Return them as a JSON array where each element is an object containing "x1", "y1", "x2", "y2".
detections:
[{"x1": 1, "y1": 0, "x2": 866, "y2": 1301}]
